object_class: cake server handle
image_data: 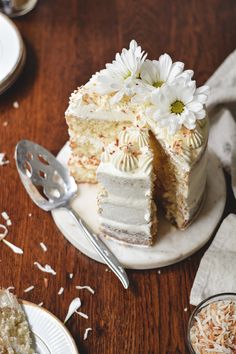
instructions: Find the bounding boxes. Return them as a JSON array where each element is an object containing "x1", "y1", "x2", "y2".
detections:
[{"x1": 66, "y1": 205, "x2": 129, "y2": 289}]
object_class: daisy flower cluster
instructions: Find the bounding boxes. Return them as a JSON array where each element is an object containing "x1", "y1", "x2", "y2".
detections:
[{"x1": 94, "y1": 40, "x2": 209, "y2": 135}]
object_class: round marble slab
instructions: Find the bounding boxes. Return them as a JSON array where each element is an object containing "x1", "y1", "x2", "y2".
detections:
[{"x1": 51, "y1": 143, "x2": 226, "y2": 270}]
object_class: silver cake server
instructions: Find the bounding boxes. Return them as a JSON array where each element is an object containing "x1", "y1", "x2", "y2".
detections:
[{"x1": 15, "y1": 140, "x2": 129, "y2": 289}]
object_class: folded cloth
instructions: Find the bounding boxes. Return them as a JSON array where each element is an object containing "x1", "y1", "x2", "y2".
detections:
[
  {"x1": 206, "y1": 50, "x2": 236, "y2": 197},
  {"x1": 190, "y1": 214, "x2": 236, "y2": 306}
]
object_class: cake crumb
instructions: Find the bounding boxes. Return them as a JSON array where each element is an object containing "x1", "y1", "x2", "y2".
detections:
[
  {"x1": 184, "y1": 307, "x2": 188, "y2": 312},
  {"x1": 157, "y1": 270, "x2": 161, "y2": 274},
  {"x1": 3, "y1": 121, "x2": 8, "y2": 127},
  {"x1": 13, "y1": 101, "x2": 19, "y2": 109},
  {"x1": 38, "y1": 302, "x2": 43, "y2": 307}
]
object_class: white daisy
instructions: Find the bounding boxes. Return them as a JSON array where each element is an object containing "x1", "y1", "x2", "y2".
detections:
[
  {"x1": 95, "y1": 40, "x2": 147, "y2": 104},
  {"x1": 141, "y1": 55, "x2": 185, "y2": 88},
  {"x1": 133, "y1": 54, "x2": 193, "y2": 103},
  {"x1": 149, "y1": 78, "x2": 209, "y2": 135}
]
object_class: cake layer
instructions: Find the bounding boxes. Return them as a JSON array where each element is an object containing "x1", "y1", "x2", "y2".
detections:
[
  {"x1": 66, "y1": 113, "x2": 131, "y2": 183},
  {"x1": 99, "y1": 215, "x2": 157, "y2": 246},
  {"x1": 98, "y1": 196, "x2": 154, "y2": 225}
]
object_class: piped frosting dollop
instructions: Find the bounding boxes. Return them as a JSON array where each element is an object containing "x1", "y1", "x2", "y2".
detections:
[{"x1": 112, "y1": 145, "x2": 139, "y2": 172}]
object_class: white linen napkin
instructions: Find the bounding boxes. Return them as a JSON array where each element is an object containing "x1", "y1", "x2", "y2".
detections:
[
  {"x1": 190, "y1": 214, "x2": 236, "y2": 306},
  {"x1": 206, "y1": 50, "x2": 236, "y2": 197}
]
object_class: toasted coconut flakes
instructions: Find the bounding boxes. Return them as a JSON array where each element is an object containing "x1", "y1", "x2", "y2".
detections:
[
  {"x1": 6, "y1": 286, "x2": 15, "y2": 291},
  {"x1": 38, "y1": 302, "x2": 43, "y2": 307},
  {"x1": 75, "y1": 311, "x2": 88, "y2": 319},
  {"x1": 34, "y1": 262, "x2": 56, "y2": 275},
  {"x1": 13, "y1": 101, "x2": 19, "y2": 109},
  {"x1": 64, "y1": 297, "x2": 81, "y2": 323},
  {"x1": 69, "y1": 273, "x2": 74, "y2": 279},
  {"x1": 75, "y1": 285, "x2": 95, "y2": 295},
  {"x1": 83, "y1": 328, "x2": 92, "y2": 340},
  {"x1": 44, "y1": 278, "x2": 48, "y2": 288},
  {"x1": 190, "y1": 300, "x2": 236, "y2": 353},
  {"x1": 1, "y1": 211, "x2": 9, "y2": 221},
  {"x1": 0, "y1": 153, "x2": 9, "y2": 166},
  {"x1": 58, "y1": 287, "x2": 64, "y2": 295},
  {"x1": 24, "y1": 285, "x2": 34, "y2": 293},
  {"x1": 40, "y1": 242, "x2": 47, "y2": 252}
]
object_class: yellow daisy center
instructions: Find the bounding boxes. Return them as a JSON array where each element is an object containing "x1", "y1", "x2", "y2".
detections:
[
  {"x1": 124, "y1": 71, "x2": 132, "y2": 79},
  {"x1": 171, "y1": 100, "x2": 185, "y2": 114},
  {"x1": 153, "y1": 80, "x2": 164, "y2": 88}
]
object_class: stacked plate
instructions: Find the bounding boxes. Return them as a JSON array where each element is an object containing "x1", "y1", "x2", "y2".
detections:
[{"x1": 0, "y1": 13, "x2": 26, "y2": 94}]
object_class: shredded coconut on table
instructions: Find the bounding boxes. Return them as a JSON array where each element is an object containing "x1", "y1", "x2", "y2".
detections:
[
  {"x1": 0, "y1": 223, "x2": 8, "y2": 238},
  {"x1": 39, "y1": 242, "x2": 47, "y2": 252},
  {"x1": 64, "y1": 297, "x2": 81, "y2": 323},
  {"x1": 38, "y1": 302, "x2": 43, "y2": 307},
  {"x1": 1, "y1": 211, "x2": 9, "y2": 221},
  {"x1": 75, "y1": 311, "x2": 88, "y2": 319},
  {"x1": 58, "y1": 287, "x2": 64, "y2": 295},
  {"x1": 190, "y1": 300, "x2": 236, "y2": 354},
  {"x1": 75, "y1": 285, "x2": 95, "y2": 294},
  {"x1": 24, "y1": 285, "x2": 34, "y2": 293},
  {"x1": 1, "y1": 211, "x2": 12, "y2": 226},
  {"x1": 69, "y1": 273, "x2": 74, "y2": 279},
  {"x1": 34, "y1": 262, "x2": 56, "y2": 275},
  {"x1": 0, "y1": 153, "x2": 9, "y2": 166},
  {"x1": 83, "y1": 328, "x2": 92, "y2": 340}
]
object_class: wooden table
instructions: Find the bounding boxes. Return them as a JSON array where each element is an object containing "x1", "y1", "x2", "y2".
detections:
[{"x1": 0, "y1": 1, "x2": 236, "y2": 353}]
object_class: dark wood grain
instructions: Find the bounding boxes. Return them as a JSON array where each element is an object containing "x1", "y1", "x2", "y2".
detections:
[{"x1": 0, "y1": 1, "x2": 236, "y2": 353}]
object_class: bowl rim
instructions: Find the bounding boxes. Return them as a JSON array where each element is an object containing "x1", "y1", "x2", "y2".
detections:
[{"x1": 187, "y1": 292, "x2": 236, "y2": 353}]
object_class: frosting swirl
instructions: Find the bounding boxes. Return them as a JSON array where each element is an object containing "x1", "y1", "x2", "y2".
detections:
[
  {"x1": 139, "y1": 146, "x2": 153, "y2": 174},
  {"x1": 118, "y1": 126, "x2": 149, "y2": 148},
  {"x1": 186, "y1": 129, "x2": 204, "y2": 149},
  {"x1": 112, "y1": 145, "x2": 139, "y2": 172}
]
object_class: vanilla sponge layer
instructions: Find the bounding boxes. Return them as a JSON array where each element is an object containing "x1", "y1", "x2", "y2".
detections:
[
  {"x1": 66, "y1": 115, "x2": 131, "y2": 183},
  {"x1": 99, "y1": 215, "x2": 157, "y2": 246}
]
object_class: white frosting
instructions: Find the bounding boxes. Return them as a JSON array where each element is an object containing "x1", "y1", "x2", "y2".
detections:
[{"x1": 66, "y1": 86, "x2": 137, "y2": 122}]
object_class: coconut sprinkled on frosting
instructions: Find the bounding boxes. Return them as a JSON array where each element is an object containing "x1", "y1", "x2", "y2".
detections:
[
  {"x1": 112, "y1": 144, "x2": 139, "y2": 172},
  {"x1": 118, "y1": 126, "x2": 149, "y2": 148},
  {"x1": 81, "y1": 39, "x2": 210, "y2": 135},
  {"x1": 100, "y1": 125, "x2": 154, "y2": 173}
]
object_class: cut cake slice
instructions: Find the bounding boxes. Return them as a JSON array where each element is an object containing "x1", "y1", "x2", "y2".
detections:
[{"x1": 96, "y1": 126, "x2": 158, "y2": 246}]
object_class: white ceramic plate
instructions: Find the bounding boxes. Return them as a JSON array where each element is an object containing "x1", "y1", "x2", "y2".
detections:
[
  {"x1": 22, "y1": 301, "x2": 79, "y2": 354},
  {"x1": 0, "y1": 13, "x2": 24, "y2": 86},
  {"x1": 51, "y1": 142, "x2": 226, "y2": 270}
]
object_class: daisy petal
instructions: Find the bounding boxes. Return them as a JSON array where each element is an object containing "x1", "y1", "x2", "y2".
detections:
[{"x1": 159, "y1": 54, "x2": 172, "y2": 81}]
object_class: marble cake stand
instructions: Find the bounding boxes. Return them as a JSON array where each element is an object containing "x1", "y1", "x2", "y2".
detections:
[{"x1": 51, "y1": 143, "x2": 226, "y2": 270}]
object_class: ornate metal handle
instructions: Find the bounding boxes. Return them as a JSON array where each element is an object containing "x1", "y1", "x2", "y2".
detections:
[{"x1": 67, "y1": 205, "x2": 129, "y2": 289}]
